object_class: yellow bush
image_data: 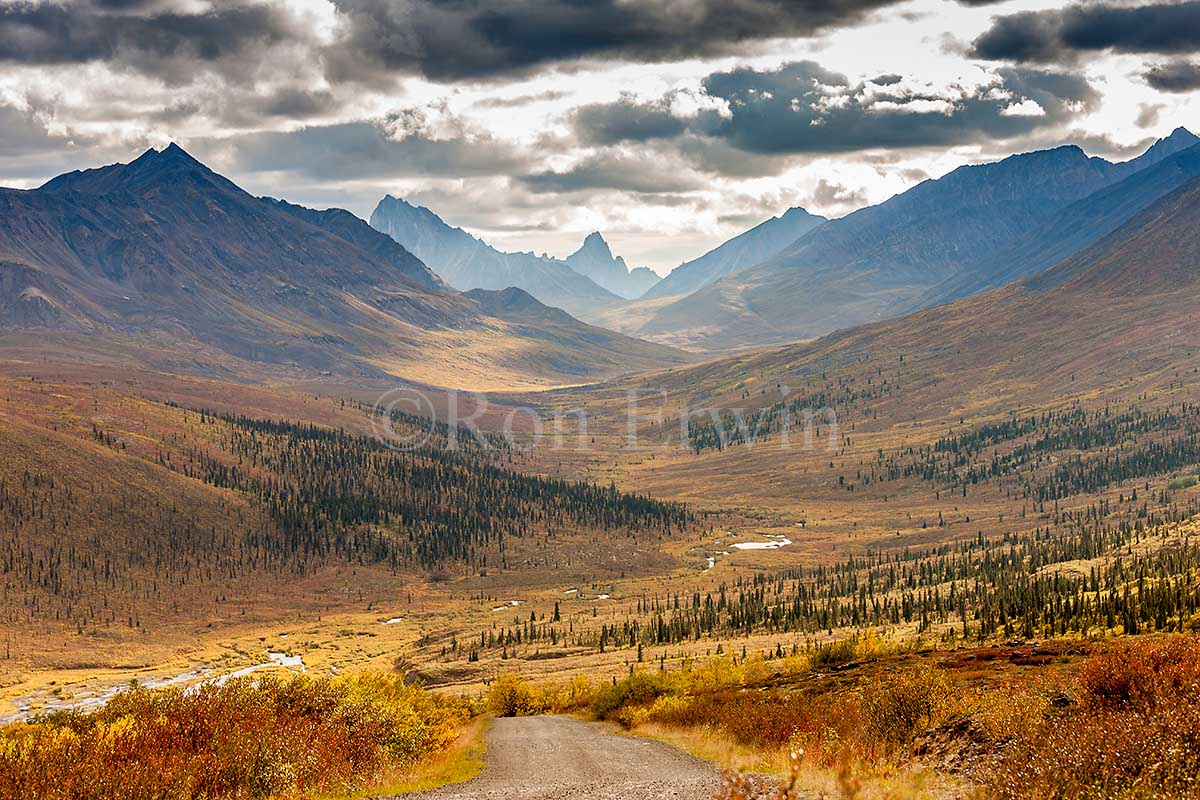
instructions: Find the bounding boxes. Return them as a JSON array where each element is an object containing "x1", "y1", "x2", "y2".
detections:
[
  {"x1": 861, "y1": 665, "x2": 956, "y2": 747},
  {"x1": 685, "y1": 656, "x2": 743, "y2": 694},
  {"x1": 486, "y1": 673, "x2": 544, "y2": 717},
  {"x1": 614, "y1": 704, "x2": 652, "y2": 729},
  {"x1": 740, "y1": 654, "x2": 768, "y2": 686},
  {"x1": 546, "y1": 674, "x2": 593, "y2": 712},
  {"x1": 647, "y1": 694, "x2": 691, "y2": 719}
]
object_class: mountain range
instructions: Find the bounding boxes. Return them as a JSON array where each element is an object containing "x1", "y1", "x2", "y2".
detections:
[
  {"x1": 620, "y1": 127, "x2": 1200, "y2": 351},
  {"x1": 2, "y1": 129, "x2": 1195, "y2": 391},
  {"x1": 0, "y1": 145, "x2": 686, "y2": 388},
  {"x1": 639, "y1": 162, "x2": 1200, "y2": 427},
  {"x1": 369, "y1": 195, "x2": 658, "y2": 319}
]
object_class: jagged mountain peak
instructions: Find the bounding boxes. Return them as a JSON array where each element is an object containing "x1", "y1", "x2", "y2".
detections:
[
  {"x1": 563, "y1": 231, "x2": 659, "y2": 298},
  {"x1": 1134, "y1": 126, "x2": 1200, "y2": 165},
  {"x1": 573, "y1": 231, "x2": 614, "y2": 259},
  {"x1": 368, "y1": 195, "x2": 625, "y2": 316},
  {"x1": 39, "y1": 142, "x2": 232, "y2": 198}
]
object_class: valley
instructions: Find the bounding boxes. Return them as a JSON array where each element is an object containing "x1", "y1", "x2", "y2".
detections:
[{"x1": 2, "y1": 133, "x2": 1200, "y2": 800}]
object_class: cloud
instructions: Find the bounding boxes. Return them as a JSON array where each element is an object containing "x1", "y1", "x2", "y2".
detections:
[
  {"x1": 570, "y1": 62, "x2": 1096, "y2": 160},
  {"x1": 1062, "y1": 130, "x2": 1158, "y2": 161},
  {"x1": 0, "y1": 99, "x2": 134, "y2": 185},
  {"x1": 0, "y1": 0, "x2": 912, "y2": 87},
  {"x1": 972, "y1": 2, "x2": 1200, "y2": 64},
  {"x1": 1135, "y1": 103, "x2": 1165, "y2": 128},
  {"x1": 1145, "y1": 60, "x2": 1200, "y2": 92},
  {"x1": 326, "y1": 0, "x2": 904, "y2": 82},
  {"x1": 519, "y1": 152, "x2": 705, "y2": 194},
  {"x1": 0, "y1": 1, "x2": 307, "y2": 85},
  {"x1": 809, "y1": 178, "x2": 869, "y2": 210},
  {"x1": 221, "y1": 120, "x2": 533, "y2": 182},
  {"x1": 573, "y1": 98, "x2": 691, "y2": 146}
]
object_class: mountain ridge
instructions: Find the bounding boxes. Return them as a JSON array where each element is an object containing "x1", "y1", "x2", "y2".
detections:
[
  {"x1": 626, "y1": 128, "x2": 1198, "y2": 351},
  {"x1": 0, "y1": 146, "x2": 687, "y2": 388},
  {"x1": 635, "y1": 169, "x2": 1200, "y2": 425}
]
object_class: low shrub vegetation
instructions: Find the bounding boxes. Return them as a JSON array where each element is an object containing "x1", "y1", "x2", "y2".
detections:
[
  {"x1": 1167, "y1": 474, "x2": 1198, "y2": 491},
  {"x1": 576, "y1": 634, "x2": 1200, "y2": 799},
  {"x1": 984, "y1": 636, "x2": 1200, "y2": 799},
  {"x1": 861, "y1": 665, "x2": 957, "y2": 748},
  {"x1": 487, "y1": 673, "x2": 546, "y2": 717},
  {"x1": 0, "y1": 673, "x2": 470, "y2": 800}
]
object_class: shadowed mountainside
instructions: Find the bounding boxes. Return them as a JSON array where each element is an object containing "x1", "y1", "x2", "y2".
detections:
[
  {"x1": 0, "y1": 146, "x2": 686, "y2": 388},
  {"x1": 629, "y1": 128, "x2": 1198, "y2": 351},
  {"x1": 616, "y1": 170, "x2": 1200, "y2": 424}
]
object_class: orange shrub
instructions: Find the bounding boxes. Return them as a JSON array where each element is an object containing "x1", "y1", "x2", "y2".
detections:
[
  {"x1": 986, "y1": 635, "x2": 1200, "y2": 799},
  {"x1": 0, "y1": 673, "x2": 469, "y2": 800},
  {"x1": 1077, "y1": 635, "x2": 1200, "y2": 712},
  {"x1": 646, "y1": 689, "x2": 867, "y2": 765}
]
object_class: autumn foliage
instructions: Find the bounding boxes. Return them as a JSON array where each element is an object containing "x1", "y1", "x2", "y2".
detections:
[
  {"x1": 0, "y1": 673, "x2": 469, "y2": 800},
  {"x1": 986, "y1": 636, "x2": 1200, "y2": 799}
]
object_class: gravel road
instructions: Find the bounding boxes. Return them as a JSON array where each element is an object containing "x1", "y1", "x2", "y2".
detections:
[{"x1": 396, "y1": 715, "x2": 722, "y2": 800}]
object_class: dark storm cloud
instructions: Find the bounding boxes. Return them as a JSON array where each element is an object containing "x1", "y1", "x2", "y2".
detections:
[
  {"x1": 571, "y1": 94, "x2": 727, "y2": 146},
  {"x1": 571, "y1": 62, "x2": 1096, "y2": 160},
  {"x1": 260, "y1": 88, "x2": 338, "y2": 120},
  {"x1": 1145, "y1": 61, "x2": 1200, "y2": 92},
  {"x1": 329, "y1": 0, "x2": 908, "y2": 81},
  {"x1": 0, "y1": 1, "x2": 299, "y2": 83},
  {"x1": 0, "y1": 0, "x2": 906, "y2": 85},
  {"x1": 972, "y1": 2, "x2": 1200, "y2": 64}
]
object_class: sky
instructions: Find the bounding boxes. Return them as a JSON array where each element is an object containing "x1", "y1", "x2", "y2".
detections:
[{"x1": 2, "y1": 0, "x2": 1199, "y2": 274}]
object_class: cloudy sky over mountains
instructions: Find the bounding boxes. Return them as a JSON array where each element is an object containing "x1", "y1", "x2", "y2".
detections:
[{"x1": 2, "y1": 0, "x2": 1199, "y2": 272}]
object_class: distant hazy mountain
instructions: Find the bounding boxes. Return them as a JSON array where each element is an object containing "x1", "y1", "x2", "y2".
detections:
[
  {"x1": 633, "y1": 128, "x2": 1199, "y2": 351},
  {"x1": 369, "y1": 196, "x2": 622, "y2": 320},
  {"x1": 564, "y1": 232, "x2": 660, "y2": 299},
  {"x1": 0, "y1": 145, "x2": 686, "y2": 384},
  {"x1": 644, "y1": 207, "x2": 827, "y2": 300}
]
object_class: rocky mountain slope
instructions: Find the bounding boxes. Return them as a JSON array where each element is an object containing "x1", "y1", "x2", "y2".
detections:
[{"x1": 638, "y1": 170, "x2": 1200, "y2": 420}]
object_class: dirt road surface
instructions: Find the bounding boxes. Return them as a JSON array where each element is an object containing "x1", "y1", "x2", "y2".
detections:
[{"x1": 397, "y1": 715, "x2": 722, "y2": 800}]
